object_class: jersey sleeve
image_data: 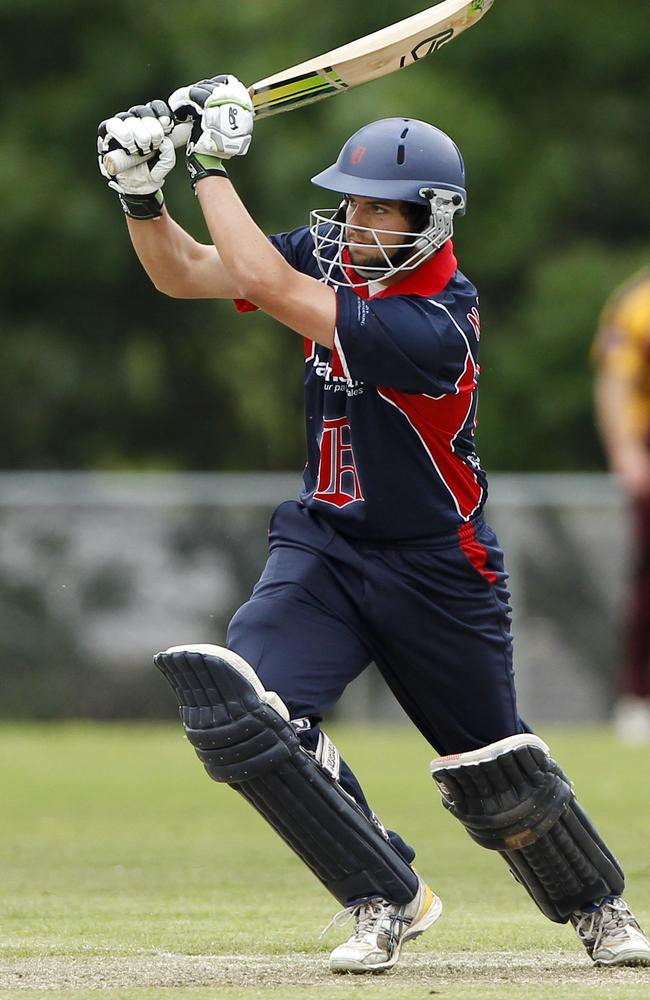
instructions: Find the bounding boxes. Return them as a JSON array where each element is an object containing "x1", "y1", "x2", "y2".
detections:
[
  {"x1": 267, "y1": 227, "x2": 315, "y2": 269},
  {"x1": 334, "y1": 287, "x2": 475, "y2": 394}
]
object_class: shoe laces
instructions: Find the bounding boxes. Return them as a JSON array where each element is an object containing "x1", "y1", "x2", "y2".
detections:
[
  {"x1": 573, "y1": 897, "x2": 637, "y2": 951},
  {"x1": 320, "y1": 898, "x2": 391, "y2": 941}
]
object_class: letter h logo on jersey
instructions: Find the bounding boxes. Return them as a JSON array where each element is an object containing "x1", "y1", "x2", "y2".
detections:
[{"x1": 314, "y1": 417, "x2": 364, "y2": 508}]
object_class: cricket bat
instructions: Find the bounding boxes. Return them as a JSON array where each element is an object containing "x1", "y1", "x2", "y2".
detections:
[{"x1": 103, "y1": 0, "x2": 495, "y2": 177}]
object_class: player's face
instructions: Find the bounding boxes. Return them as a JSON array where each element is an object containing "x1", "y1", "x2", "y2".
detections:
[{"x1": 344, "y1": 195, "x2": 411, "y2": 269}]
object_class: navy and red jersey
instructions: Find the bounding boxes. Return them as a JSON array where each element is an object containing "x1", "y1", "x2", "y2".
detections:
[{"x1": 235, "y1": 225, "x2": 487, "y2": 542}]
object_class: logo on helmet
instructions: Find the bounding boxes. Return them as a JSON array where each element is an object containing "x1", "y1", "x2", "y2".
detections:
[{"x1": 350, "y1": 145, "x2": 367, "y2": 166}]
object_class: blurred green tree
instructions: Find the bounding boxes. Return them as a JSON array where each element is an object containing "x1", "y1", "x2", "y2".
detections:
[{"x1": 1, "y1": 0, "x2": 648, "y2": 472}]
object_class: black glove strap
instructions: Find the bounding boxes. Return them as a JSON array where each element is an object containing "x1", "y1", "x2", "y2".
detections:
[
  {"x1": 118, "y1": 189, "x2": 165, "y2": 220},
  {"x1": 187, "y1": 152, "x2": 229, "y2": 189}
]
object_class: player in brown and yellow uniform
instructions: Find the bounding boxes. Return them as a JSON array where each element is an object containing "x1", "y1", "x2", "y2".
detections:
[{"x1": 594, "y1": 268, "x2": 650, "y2": 742}]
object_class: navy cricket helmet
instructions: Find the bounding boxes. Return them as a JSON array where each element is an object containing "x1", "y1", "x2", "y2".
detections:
[
  {"x1": 309, "y1": 118, "x2": 467, "y2": 286},
  {"x1": 312, "y1": 117, "x2": 466, "y2": 208}
]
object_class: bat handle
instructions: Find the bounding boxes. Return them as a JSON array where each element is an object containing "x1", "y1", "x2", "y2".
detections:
[
  {"x1": 102, "y1": 149, "x2": 151, "y2": 177},
  {"x1": 102, "y1": 129, "x2": 189, "y2": 177}
]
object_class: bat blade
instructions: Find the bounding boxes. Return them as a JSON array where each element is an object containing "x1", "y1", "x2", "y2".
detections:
[
  {"x1": 103, "y1": 0, "x2": 495, "y2": 177},
  {"x1": 251, "y1": 0, "x2": 495, "y2": 118}
]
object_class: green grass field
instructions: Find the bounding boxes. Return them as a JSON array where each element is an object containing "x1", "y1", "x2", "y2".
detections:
[{"x1": 1, "y1": 722, "x2": 648, "y2": 1000}]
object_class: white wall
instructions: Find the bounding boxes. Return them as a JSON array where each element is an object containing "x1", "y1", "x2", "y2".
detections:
[{"x1": 0, "y1": 473, "x2": 631, "y2": 722}]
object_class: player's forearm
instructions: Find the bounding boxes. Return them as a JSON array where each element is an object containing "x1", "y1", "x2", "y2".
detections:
[
  {"x1": 196, "y1": 176, "x2": 337, "y2": 346},
  {"x1": 126, "y1": 209, "x2": 240, "y2": 299},
  {"x1": 126, "y1": 212, "x2": 185, "y2": 295},
  {"x1": 196, "y1": 176, "x2": 288, "y2": 303}
]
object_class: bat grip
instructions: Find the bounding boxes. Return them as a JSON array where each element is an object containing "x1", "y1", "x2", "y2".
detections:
[
  {"x1": 103, "y1": 148, "x2": 151, "y2": 177},
  {"x1": 102, "y1": 129, "x2": 189, "y2": 177}
]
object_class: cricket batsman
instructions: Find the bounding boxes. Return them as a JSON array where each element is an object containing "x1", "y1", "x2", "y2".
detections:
[{"x1": 97, "y1": 76, "x2": 650, "y2": 973}]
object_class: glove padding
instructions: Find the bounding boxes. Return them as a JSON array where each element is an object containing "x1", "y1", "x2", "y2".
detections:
[
  {"x1": 169, "y1": 75, "x2": 254, "y2": 160},
  {"x1": 97, "y1": 100, "x2": 177, "y2": 195}
]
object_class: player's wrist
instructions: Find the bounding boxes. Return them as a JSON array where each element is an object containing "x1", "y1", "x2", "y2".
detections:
[
  {"x1": 117, "y1": 189, "x2": 165, "y2": 220},
  {"x1": 186, "y1": 152, "x2": 228, "y2": 189}
]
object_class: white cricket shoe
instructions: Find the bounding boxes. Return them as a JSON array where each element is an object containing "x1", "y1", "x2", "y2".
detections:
[
  {"x1": 326, "y1": 876, "x2": 442, "y2": 973},
  {"x1": 571, "y1": 896, "x2": 650, "y2": 966}
]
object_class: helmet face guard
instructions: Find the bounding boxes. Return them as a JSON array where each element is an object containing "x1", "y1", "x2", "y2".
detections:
[
  {"x1": 310, "y1": 117, "x2": 467, "y2": 287},
  {"x1": 309, "y1": 187, "x2": 465, "y2": 288}
]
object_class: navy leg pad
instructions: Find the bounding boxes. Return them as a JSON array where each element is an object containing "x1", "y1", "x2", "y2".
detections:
[
  {"x1": 431, "y1": 735, "x2": 624, "y2": 922},
  {"x1": 155, "y1": 645, "x2": 419, "y2": 906}
]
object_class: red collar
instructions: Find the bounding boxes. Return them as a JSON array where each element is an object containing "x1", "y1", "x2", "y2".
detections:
[{"x1": 342, "y1": 240, "x2": 457, "y2": 300}]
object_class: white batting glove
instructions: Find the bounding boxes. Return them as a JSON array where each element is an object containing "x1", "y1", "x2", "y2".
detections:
[
  {"x1": 97, "y1": 101, "x2": 177, "y2": 218},
  {"x1": 169, "y1": 75, "x2": 254, "y2": 163}
]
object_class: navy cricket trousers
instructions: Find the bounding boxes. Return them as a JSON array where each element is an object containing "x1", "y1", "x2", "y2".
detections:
[{"x1": 227, "y1": 500, "x2": 527, "y2": 863}]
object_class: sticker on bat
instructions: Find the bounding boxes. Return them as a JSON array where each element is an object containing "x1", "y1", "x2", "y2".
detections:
[{"x1": 399, "y1": 28, "x2": 455, "y2": 69}]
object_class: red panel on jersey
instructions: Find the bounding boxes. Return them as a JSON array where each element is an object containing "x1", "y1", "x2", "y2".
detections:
[
  {"x1": 377, "y1": 350, "x2": 483, "y2": 520},
  {"x1": 330, "y1": 344, "x2": 346, "y2": 378}
]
